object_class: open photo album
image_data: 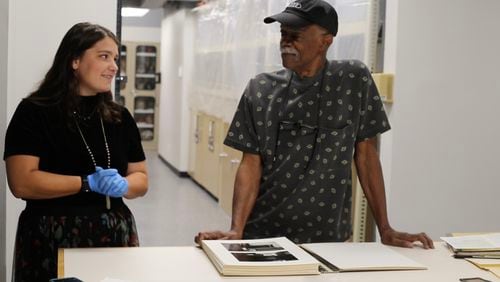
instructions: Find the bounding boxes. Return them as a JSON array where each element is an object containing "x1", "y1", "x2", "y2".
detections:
[
  {"x1": 201, "y1": 237, "x2": 320, "y2": 276},
  {"x1": 201, "y1": 237, "x2": 426, "y2": 276}
]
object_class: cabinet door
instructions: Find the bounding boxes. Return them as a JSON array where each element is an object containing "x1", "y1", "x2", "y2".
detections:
[
  {"x1": 115, "y1": 45, "x2": 127, "y2": 108},
  {"x1": 134, "y1": 96, "x2": 155, "y2": 141},
  {"x1": 118, "y1": 42, "x2": 161, "y2": 150},
  {"x1": 219, "y1": 144, "x2": 242, "y2": 215},
  {"x1": 202, "y1": 115, "x2": 224, "y2": 198},
  {"x1": 193, "y1": 113, "x2": 207, "y2": 187},
  {"x1": 135, "y1": 45, "x2": 157, "y2": 91},
  {"x1": 188, "y1": 110, "x2": 200, "y2": 177}
]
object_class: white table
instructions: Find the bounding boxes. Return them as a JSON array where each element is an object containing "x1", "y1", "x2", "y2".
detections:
[{"x1": 59, "y1": 242, "x2": 500, "y2": 282}]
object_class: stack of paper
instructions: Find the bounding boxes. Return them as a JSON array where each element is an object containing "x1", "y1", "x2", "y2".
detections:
[
  {"x1": 441, "y1": 233, "x2": 500, "y2": 258},
  {"x1": 441, "y1": 233, "x2": 500, "y2": 278},
  {"x1": 465, "y1": 258, "x2": 500, "y2": 278}
]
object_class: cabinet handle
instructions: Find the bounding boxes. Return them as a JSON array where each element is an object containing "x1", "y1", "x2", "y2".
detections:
[
  {"x1": 219, "y1": 153, "x2": 228, "y2": 158},
  {"x1": 230, "y1": 159, "x2": 240, "y2": 165},
  {"x1": 194, "y1": 131, "x2": 199, "y2": 144},
  {"x1": 115, "y1": 75, "x2": 127, "y2": 83}
]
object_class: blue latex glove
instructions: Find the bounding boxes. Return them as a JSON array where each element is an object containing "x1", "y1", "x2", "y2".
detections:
[
  {"x1": 98, "y1": 173, "x2": 129, "y2": 197},
  {"x1": 87, "y1": 166, "x2": 118, "y2": 192}
]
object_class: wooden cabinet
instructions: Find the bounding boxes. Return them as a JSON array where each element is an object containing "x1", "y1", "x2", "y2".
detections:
[
  {"x1": 191, "y1": 112, "x2": 225, "y2": 198},
  {"x1": 218, "y1": 123, "x2": 242, "y2": 215},
  {"x1": 188, "y1": 110, "x2": 199, "y2": 178},
  {"x1": 117, "y1": 42, "x2": 160, "y2": 150},
  {"x1": 188, "y1": 113, "x2": 241, "y2": 215},
  {"x1": 191, "y1": 112, "x2": 205, "y2": 184}
]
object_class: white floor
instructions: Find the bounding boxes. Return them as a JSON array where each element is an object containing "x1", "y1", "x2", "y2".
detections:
[{"x1": 125, "y1": 150, "x2": 230, "y2": 247}]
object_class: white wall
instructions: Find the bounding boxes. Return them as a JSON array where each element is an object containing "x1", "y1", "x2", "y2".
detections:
[
  {"x1": 5, "y1": 1, "x2": 116, "y2": 280},
  {"x1": 0, "y1": 0, "x2": 8, "y2": 278},
  {"x1": 180, "y1": 13, "x2": 196, "y2": 172},
  {"x1": 157, "y1": 7, "x2": 193, "y2": 172},
  {"x1": 384, "y1": 0, "x2": 500, "y2": 239}
]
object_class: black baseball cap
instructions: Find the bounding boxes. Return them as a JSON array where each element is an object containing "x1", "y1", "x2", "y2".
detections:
[{"x1": 264, "y1": 0, "x2": 339, "y2": 36}]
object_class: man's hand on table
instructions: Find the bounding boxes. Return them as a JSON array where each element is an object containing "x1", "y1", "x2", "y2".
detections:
[
  {"x1": 195, "y1": 230, "x2": 242, "y2": 245},
  {"x1": 381, "y1": 227, "x2": 434, "y2": 249}
]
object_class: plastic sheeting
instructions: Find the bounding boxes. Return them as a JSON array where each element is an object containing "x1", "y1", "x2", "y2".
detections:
[{"x1": 190, "y1": 0, "x2": 374, "y2": 122}]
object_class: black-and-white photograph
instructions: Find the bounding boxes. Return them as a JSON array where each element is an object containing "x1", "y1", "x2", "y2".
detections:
[
  {"x1": 231, "y1": 251, "x2": 297, "y2": 262},
  {"x1": 222, "y1": 242, "x2": 284, "y2": 252}
]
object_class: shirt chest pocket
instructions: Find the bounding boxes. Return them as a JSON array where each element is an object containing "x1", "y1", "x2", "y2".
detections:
[
  {"x1": 273, "y1": 121, "x2": 317, "y2": 168},
  {"x1": 314, "y1": 124, "x2": 355, "y2": 169}
]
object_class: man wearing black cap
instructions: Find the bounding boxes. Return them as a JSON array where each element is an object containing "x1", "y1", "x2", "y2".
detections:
[{"x1": 196, "y1": 0, "x2": 433, "y2": 248}]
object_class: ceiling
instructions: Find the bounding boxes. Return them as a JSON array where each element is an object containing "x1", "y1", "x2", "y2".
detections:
[{"x1": 123, "y1": 0, "x2": 197, "y2": 9}]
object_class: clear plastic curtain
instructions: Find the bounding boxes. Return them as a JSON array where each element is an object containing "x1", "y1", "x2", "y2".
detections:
[{"x1": 190, "y1": 0, "x2": 371, "y2": 122}]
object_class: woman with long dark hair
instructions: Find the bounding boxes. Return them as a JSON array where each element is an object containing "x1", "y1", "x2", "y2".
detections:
[{"x1": 4, "y1": 22, "x2": 148, "y2": 281}]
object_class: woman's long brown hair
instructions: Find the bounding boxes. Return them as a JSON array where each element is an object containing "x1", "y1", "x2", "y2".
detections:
[{"x1": 26, "y1": 22, "x2": 122, "y2": 125}]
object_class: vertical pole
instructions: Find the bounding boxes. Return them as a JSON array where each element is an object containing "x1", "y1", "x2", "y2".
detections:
[{"x1": 115, "y1": 0, "x2": 123, "y2": 99}]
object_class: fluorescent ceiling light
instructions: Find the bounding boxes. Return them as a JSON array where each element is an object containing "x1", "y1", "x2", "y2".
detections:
[{"x1": 122, "y1": 7, "x2": 150, "y2": 17}]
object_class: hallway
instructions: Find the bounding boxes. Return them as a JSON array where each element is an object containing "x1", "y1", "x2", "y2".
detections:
[{"x1": 125, "y1": 150, "x2": 230, "y2": 247}]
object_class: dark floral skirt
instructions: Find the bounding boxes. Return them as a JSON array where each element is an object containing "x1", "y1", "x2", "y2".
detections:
[{"x1": 12, "y1": 204, "x2": 139, "y2": 282}]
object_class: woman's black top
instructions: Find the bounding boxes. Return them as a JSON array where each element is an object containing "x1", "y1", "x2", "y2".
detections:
[{"x1": 3, "y1": 96, "x2": 145, "y2": 214}]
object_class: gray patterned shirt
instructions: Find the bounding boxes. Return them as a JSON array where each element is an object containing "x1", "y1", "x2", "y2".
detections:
[{"x1": 224, "y1": 60, "x2": 390, "y2": 243}]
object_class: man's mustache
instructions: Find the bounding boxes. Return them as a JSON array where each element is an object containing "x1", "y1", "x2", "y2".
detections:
[{"x1": 280, "y1": 47, "x2": 299, "y2": 56}]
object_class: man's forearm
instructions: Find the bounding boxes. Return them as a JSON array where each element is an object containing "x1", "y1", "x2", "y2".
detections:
[
  {"x1": 354, "y1": 138, "x2": 391, "y2": 233},
  {"x1": 230, "y1": 153, "x2": 262, "y2": 235},
  {"x1": 230, "y1": 180, "x2": 259, "y2": 235}
]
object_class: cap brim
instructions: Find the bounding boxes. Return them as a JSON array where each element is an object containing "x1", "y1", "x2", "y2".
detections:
[{"x1": 264, "y1": 12, "x2": 311, "y2": 28}]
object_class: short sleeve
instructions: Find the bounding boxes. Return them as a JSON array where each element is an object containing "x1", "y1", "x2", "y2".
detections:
[
  {"x1": 356, "y1": 66, "x2": 391, "y2": 141},
  {"x1": 121, "y1": 107, "x2": 146, "y2": 162},
  {"x1": 224, "y1": 83, "x2": 260, "y2": 154},
  {"x1": 3, "y1": 100, "x2": 44, "y2": 159}
]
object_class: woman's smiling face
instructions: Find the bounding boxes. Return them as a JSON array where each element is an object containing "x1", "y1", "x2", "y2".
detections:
[{"x1": 72, "y1": 36, "x2": 118, "y2": 96}]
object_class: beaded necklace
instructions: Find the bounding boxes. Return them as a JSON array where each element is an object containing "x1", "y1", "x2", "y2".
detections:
[
  {"x1": 73, "y1": 107, "x2": 98, "y2": 121},
  {"x1": 74, "y1": 112, "x2": 111, "y2": 209}
]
